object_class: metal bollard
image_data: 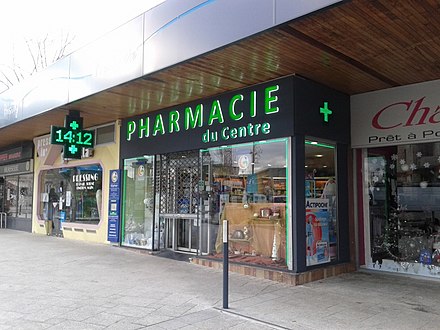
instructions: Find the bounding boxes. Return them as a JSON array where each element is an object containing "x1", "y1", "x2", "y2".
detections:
[{"x1": 223, "y1": 219, "x2": 229, "y2": 309}]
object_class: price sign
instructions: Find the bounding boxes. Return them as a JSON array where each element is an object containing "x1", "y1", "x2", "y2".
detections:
[{"x1": 50, "y1": 113, "x2": 95, "y2": 159}]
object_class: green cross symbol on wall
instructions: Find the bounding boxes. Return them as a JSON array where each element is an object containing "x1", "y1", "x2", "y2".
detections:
[
  {"x1": 69, "y1": 145, "x2": 78, "y2": 155},
  {"x1": 51, "y1": 113, "x2": 95, "y2": 159},
  {"x1": 70, "y1": 120, "x2": 79, "y2": 130},
  {"x1": 320, "y1": 102, "x2": 333, "y2": 122}
]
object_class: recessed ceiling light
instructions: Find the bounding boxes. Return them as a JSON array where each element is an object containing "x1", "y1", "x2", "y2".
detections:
[
  {"x1": 316, "y1": 154, "x2": 323, "y2": 158},
  {"x1": 311, "y1": 141, "x2": 318, "y2": 145}
]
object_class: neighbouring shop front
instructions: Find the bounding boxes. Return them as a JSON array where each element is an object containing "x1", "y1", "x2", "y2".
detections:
[
  {"x1": 32, "y1": 119, "x2": 119, "y2": 243},
  {"x1": 0, "y1": 143, "x2": 34, "y2": 231},
  {"x1": 352, "y1": 78, "x2": 440, "y2": 278},
  {"x1": 120, "y1": 75, "x2": 350, "y2": 273}
]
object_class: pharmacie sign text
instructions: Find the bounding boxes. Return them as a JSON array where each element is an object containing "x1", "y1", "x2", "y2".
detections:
[
  {"x1": 121, "y1": 77, "x2": 293, "y2": 156},
  {"x1": 127, "y1": 85, "x2": 279, "y2": 143}
]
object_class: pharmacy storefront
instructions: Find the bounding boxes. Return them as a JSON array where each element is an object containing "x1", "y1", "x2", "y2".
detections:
[
  {"x1": 120, "y1": 75, "x2": 351, "y2": 273},
  {"x1": 352, "y1": 79, "x2": 440, "y2": 278}
]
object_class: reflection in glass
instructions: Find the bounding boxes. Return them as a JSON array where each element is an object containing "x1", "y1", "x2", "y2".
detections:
[
  {"x1": 5, "y1": 176, "x2": 18, "y2": 217},
  {"x1": 305, "y1": 139, "x2": 337, "y2": 265},
  {"x1": 122, "y1": 156, "x2": 155, "y2": 249},
  {"x1": 200, "y1": 139, "x2": 288, "y2": 269},
  {"x1": 39, "y1": 165, "x2": 103, "y2": 224},
  {"x1": 366, "y1": 143, "x2": 440, "y2": 276},
  {"x1": 18, "y1": 174, "x2": 33, "y2": 218}
]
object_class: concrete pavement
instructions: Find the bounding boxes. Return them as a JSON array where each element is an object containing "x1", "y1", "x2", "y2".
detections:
[{"x1": 1, "y1": 230, "x2": 440, "y2": 329}]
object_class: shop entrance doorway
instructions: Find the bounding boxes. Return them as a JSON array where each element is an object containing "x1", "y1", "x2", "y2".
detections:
[{"x1": 157, "y1": 151, "x2": 200, "y2": 253}]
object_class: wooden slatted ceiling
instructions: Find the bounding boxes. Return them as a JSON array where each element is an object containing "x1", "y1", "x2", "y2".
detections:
[
  {"x1": 291, "y1": 0, "x2": 440, "y2": 86},
  {"x1": 1, "y1": 0, "x2": 440, "y2": 149}
]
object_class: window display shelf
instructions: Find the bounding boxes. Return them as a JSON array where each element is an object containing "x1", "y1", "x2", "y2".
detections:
[
  {"x1": 229, "y1": 238, "x2": 252, "y2": 243},
  {"x1": 251, "y1": 216, "x2": 283, "y2": 222}
]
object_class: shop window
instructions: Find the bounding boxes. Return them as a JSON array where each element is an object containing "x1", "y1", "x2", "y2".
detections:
[
  {"x1": 121, "y1": 156, "x2": 155, "y2": 248},
  {"x1": 305, "y1": 139, "x2": 338, "y2": 266},
  {"x1": 0, "y1": 177, "x2": 4, "y2": 213},
  {"x1": 2, "y1": 174, "x2": 32, "y2": 218},
  {"x1": 39, "y1": 164, "x2": 103, "y2": 224},
  {"x1": 17, "y1": 174, "x2": 33, "y2": 218},
  {"x1": 5, "y1": 176, "x2": 18, "y2": 217},
  {"x1": 365, "y1": 143, "x2": 440, "y2": 276},
  {"x1": 201, "y1": 138, "x2": 289, "y2": 269}
]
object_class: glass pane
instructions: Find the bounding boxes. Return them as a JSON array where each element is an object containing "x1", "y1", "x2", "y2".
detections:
[
  {"x1": 122, "y1": 156, "x2": 155, "y2": 249},
  {"x1": 201, "y1": 138, "x2": 288, "y2": 269},
  {"x1": 305, "y1": 139, "x2": 337, "y2": 266},
  {"x1": 366, "y1": 142, "x2": 440, "y2": 275},
  {"x1": 5, "y1": 176, "x2": 18, "y2": 217},
  {"x1": 39, "y1": 165, "x2": 103, "y2": 225},
  {"x1": 0, "y1": 177, "x2": 4, "y2": 212},
  {"x1": 18, "y1": 174, "x2": 33, "y2": 219}
]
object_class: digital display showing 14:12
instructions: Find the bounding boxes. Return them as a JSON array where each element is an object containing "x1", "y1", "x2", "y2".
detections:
[{"x1": 50, "y1": 115, "x2": 95, "y2": 159}]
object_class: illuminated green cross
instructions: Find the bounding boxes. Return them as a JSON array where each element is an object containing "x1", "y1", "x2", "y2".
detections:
[
  {"x1": 70, "y1": 120, "x2": 79, "y2": 130},
  {"x1": 69, "y1": 145, "x2": 78, "y2": 154},
  {"x1": 320, "y1": 102, "x2": 333, "y2": 122},
  {"x1": 50, "y1": 113, "x2": 95, "y2": 160}
]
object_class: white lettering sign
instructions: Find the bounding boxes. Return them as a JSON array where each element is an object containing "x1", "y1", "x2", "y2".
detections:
[
  {"x1": 33, "y1": 135, "x2": 51, "y2": 158},
  {"x1": 351, "y1": 79, "x2": 440, "y2": 148}
]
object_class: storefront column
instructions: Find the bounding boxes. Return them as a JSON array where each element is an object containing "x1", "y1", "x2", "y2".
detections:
[
  {"x1": 337, "y1": 143, "x2": 350, "y2": 263},
  {"x1": 292, "y1": 135, "x2": 306, "y2": 273}
]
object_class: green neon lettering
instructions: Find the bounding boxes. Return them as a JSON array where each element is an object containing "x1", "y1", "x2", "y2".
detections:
[
  {"x1": 127, "y1": 121, "x2": 136, "y2": 141},
  {"x1": 250, "y1": 91, "x2": 257, "y2": 117},
  {"x1": 247, "y1": 123, "x2": 254, "y2": 136},
  {"x1": 238, "y1": 126, "x2": 247, "y2": 137},
  {"x1": 261, "y1": 122, "x2": 271, "y2": 134},
  {"x1": 229, "y1": 94, "x2": 244, "y2": 121},
  {"x1": 254, "y1": 123, "x2": 261, "y2": 135},
  {"x1": 208, "y1": 100, "x2": 224, "y2": 126},
  {"x1": 169, "y1": 110, "x2": 180, "y2": 133},
  {"x1": 153, "y1": 114, "x2": 165, "y2": 136},
  {"x1": 138, "y1": 117, "x2": 150, "y2": 138},
  {"x1": 229, "y1": 128, "x2": 238, "y2": 139},
  {"x1": 221, "y1": 127, "x2": 229, "y2": 140},
  {"x1": 184, "y1": 104, "x2": 203, "y2": 130},
  {"x1": 265, "y1": 85, "x2": 280, "y2": 114}
]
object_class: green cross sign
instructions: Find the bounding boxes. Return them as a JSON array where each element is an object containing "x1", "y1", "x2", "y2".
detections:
[
  {"x1": 50, "y1": 113, "x2": 95, "y2": 159},
  {"x1": 320, "y1": 102, "x2": 333, "y2": 122}
]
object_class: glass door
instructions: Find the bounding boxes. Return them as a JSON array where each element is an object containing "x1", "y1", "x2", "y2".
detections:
[
  {"x1": 157, "y1": 151, "x2": 200, "y2": 253},
  {"x1": 122, "y1": 156, "x2": 155, "y2": 249}
]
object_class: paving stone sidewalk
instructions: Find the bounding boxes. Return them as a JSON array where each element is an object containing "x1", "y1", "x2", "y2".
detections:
[{"x1": 1, "y1": 230, "x2": 440, "y2": 329}]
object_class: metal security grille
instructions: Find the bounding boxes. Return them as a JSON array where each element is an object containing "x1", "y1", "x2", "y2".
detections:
[{"x1": 156, "y1": 151, "x2": 200, "y2": 214}]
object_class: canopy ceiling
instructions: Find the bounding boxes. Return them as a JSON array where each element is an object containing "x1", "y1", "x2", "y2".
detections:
[{"x1": 1, "y1": 0, "x2": 439, "y2": 149}]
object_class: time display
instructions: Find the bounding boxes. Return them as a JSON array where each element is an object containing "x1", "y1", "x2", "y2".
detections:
[
  {"x1": 50, "y1": 114, "x2": 95, "y2": 159},
  {"x1": 52, "y1": 129, "x2": 94, "y2": 146}
]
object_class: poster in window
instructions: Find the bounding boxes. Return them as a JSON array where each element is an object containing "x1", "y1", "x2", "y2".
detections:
[{"x1": 306, "y1": 198, "x2": 330, "y2": 266}]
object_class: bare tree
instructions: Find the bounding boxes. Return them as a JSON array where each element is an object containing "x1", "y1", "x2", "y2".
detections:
[{"x1": 0, "y1": 32, "x2": 75, "y2": 92}]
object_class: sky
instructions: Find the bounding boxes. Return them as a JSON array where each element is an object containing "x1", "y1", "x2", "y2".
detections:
[{"x1": 0, "y1": 0, "x2": 165, "y2": 89}]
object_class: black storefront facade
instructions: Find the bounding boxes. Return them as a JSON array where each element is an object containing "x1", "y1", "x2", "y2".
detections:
[
  {"x1": 0, "y1": 142, "x2": 34, "y2": 232},
  {"x1": 119, "y1": 75, "x2": 352, "y2": 277}
]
